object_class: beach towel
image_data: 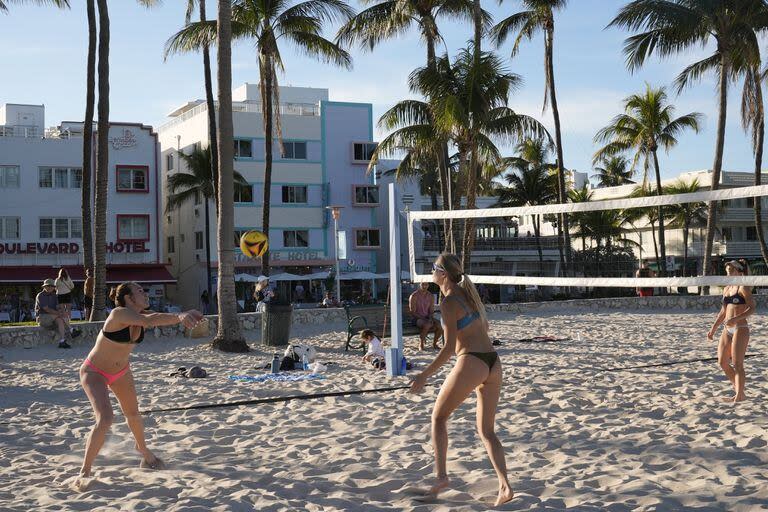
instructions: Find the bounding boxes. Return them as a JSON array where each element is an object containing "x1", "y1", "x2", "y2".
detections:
[{"x1": 228, "y1": 374, "x2": 326, "y2": 383}]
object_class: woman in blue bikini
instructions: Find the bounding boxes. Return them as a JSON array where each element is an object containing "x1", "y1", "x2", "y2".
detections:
[
  {"x1": 707, "y1": 259, "x2": 755, "y2": 402},
  {"x1": 410, "y1": 253, "x2": 512, "y2": 506}
]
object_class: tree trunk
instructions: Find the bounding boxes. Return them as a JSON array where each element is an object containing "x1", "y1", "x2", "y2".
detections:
[
  {"x1": 545, "y1": 25, "x2": 571, "y2": 277},
  {"x1": 92, "y1": 0, "x2": 110, "y2": 322},
  {"x1": 652, "y1": 150, "x2": 667, "y2": 278},
  {"x1": 534, "y1": 217, "x2": 544, "y2": 275},
  {"x1": 472, "y1": 0, "x2": 482, "y2": 61},
  {"x1": 212, "y1": 0, "x2": 248, "y2": 352},
  {"x1": 260, "y1": 56, "x2": 274, "y2": 277},
  {"x1": 650, "y1": 219, "x2": 659, "y2": 267},
  {"x1": 200, "y1": 0, "x2": 216, "y2": 304},
  {"x1": 753, "y1": 114, "x2": 768, "y2": 266},
  {"x1": 82, "y1": 0, "x2": 96, "y2": 314},
  {"x1": 703, "y1": 56, "x2": 729, "y2": 289},
  {"x1": 682, "y1": 222, "x2": 689, "y2": 277},
  {"x1": 461, "y1": 147, "x2": 478, "y2": 271}
]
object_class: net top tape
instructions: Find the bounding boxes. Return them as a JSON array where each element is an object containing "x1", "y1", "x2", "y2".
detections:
[{"x1": 408, "y1": 184, "x2": 768, "y2": 220}]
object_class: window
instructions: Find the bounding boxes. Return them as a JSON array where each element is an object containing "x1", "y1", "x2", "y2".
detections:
[
  {"x1": 721, "y1": 227, "x2": 732, "y2": 241},
  {"x1": 195, "y1": 231, "x2": 204, "y2": 250},
  {"x1": 38, "y1": 167, "x2": 81, "y2": 188},
  {"x1": 0, "y1": 166, "x2": 20, "y2": 188},
  {"x1": 283, "y1": 229, "x2": 309, "y2": 248},
  {"x1": 234, "y1": 139, "x2": 252, "y2": 158},
  {"x1": 281, "y1": 141, "x2": 307, "y2": 160},
  {"x1": 234, "y1": 183, "x2": 253, "y2": 203},
  {"x1": 167, "y1": 153, "x2": 174, "y2": 171},
  {"x1": 355, "y1": 228, "x2": 381, "y2": 248},
  {"x1": 167, "y1": 236, "x2": 175, "y2": 254},
  {"x1": 353, "y1": 185, "x2": 379, "y2": 205},
  {"x1": 0, "y1": 217, "x2": 20, "y2": 239},
  {"x1": 282, "y1": 185, "x2": 307, "y2": 204},
  {"x1": 116, "y1": 166, "x2": 149, "y2": 192},
  {"x1": 39, "y1": 217, "x2": 81, "y2": 239},
  {"x1": 117, "y1": 215, "x2": 149, "y2": 241},
  {"x1": 746, "y1": 226, "x2": 758, "y2": 241},
  {"x1": 194, "y1": 189, "x2": 201, "y2": 205},
  {"x1": 352, "y1": 142, "x2": 377, "y2": 162}
]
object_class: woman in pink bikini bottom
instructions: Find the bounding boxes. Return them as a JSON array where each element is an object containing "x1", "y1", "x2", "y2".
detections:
[{"x1": 74, "y1": 282, "x2": 202, "y2": 491}]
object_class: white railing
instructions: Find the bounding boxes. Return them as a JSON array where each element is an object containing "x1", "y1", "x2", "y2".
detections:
[
  {"x1": 158, "y1": 101, "x2": 320, "y2": 132},
  {"x1": 0, "y1": 125, "x2": 40, "y2": 138}
]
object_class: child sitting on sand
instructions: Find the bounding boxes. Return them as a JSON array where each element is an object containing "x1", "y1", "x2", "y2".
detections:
[{"x1": 360, "y1": 329, "x2": 386, "y2": 370}]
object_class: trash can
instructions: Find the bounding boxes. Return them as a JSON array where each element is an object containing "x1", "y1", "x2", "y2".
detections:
[{"x1": 262, "y1": 302, "x2": 293, "y2": 346}]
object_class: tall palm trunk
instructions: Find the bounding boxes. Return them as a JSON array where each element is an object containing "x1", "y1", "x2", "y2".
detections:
[
  {"x1": 682, "y1": 221, "x2": 689, "y2": 277},
  {"x1": 212, "y1": 0, "x2": 248, "y2": 352},
  {"x1": 753, "y1": 111, "x2": 768, "y2": 266},
  {"x1": 703, "y1": 56, "x2": 729, "y2": 286},
  {"x1": 534, "y1": 217, "x2": 543, "y2": 275},
  {"x1": 545, "y1": 23, "x2": 571, "y2": 277},
  {"x1": 472, "y1": 0, "x2": 482, "y2": 60},
  {"x1": 201, "y1": 0, "x2": 216, "y2": 303},
  {"x1": 82, "y1": 0, "x2": 96, "y2": 314},
  {"x1": 461, "y1": 146, "x2": 479, "y2": 271},
  {"x1": 652, "y1": 150, "x2": 667, "y2": 277},
  {"x1": 650, "y1": 218, "x2": 659, "y2": 268},
  {"x1": 92, "y1": 0, "x2": 110, "y2": 322},
  {"x1": 260, "y1": 56, "x2": 274, "y2": 276}
]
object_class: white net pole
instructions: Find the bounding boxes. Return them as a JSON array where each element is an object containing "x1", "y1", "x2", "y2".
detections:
[{"x1": 387, "y1": 183, "x2": 404, "y2": 377}]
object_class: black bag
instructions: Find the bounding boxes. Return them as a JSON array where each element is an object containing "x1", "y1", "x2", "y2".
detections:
[{"x1": 279, "y1": 355, "x2": 296, "y2": 371}]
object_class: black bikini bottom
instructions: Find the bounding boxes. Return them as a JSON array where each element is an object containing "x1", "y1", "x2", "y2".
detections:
[{"x1": 465, "y1": 351, "x2": 498, "y2": 370}]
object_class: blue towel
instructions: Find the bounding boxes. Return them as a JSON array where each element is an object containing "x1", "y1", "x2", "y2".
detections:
[{"x1": 228, "y1": 373, "x2": 326, "y2": 383}]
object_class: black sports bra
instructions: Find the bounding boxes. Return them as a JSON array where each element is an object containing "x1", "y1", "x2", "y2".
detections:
[
  {"x1": 102, "y1": 325, "x2": 144, "y2": 344},
  {"x1": 723, "y1": 293, "x2": 746, "y2": 306}
]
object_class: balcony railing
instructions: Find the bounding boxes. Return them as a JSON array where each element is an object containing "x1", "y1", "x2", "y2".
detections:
[
  {"x1": 0, "y1": 124, "x2": 39, "y2": 138},
  {"x1": 158, "y1": 101, "x2": 320, "y2": 132}
]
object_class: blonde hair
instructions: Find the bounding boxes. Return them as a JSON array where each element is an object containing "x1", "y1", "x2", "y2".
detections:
[
  {"x1": 436, "y1": 253, "x2": 487, "y2": 326},
  {"x1": 58, "y1": 268, "x2": 69, "y2": 280}
]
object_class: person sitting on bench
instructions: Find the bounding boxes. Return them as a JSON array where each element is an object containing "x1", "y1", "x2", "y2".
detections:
[{"x1": 409, "y1": 282, "x2": 443, "y2": 350}]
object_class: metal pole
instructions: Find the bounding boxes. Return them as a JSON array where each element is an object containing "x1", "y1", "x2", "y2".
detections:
[{"x1": 334, "y1": 217, "x2": 341, "y2": 303}]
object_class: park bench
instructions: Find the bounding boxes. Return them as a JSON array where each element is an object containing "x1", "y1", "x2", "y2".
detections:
[{"x1": 343, "y1": 303, "x2": 441, "y2": 352}]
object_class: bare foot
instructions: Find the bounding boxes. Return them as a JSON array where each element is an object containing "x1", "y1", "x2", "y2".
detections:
[
  {"x1": 494, "y1": 485, "x2": 514, "y2": 507},
  {"x1": 424, "y1": 476, "x2": 450, "y2": 498},
  {"x1": 139, "y1": 455, "x2": 166, "y2": 470},
  {"x1": 70, "y1": 471, "x2": 93, "y2": 492},
  {"x1": 733, "y1": 394, "x2": 747, "y2": 402}
]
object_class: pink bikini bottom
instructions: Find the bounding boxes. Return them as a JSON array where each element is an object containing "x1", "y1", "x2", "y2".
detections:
[{"x1": 84, "y1": 358, "x2": 129, "y2": 386}]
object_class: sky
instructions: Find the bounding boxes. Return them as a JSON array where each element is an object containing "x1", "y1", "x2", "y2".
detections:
[{"x1": 0, "y1": 0, "x2": 760, "y2": 182}]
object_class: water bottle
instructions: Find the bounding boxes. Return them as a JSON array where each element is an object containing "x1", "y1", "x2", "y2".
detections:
[
  {"x1": 302, "y1": 354, "x2": 309, "y2": 371},
  {"x1": 270, "y1": 353, "x2": 280, "y2": 374},
  {"x1": 400, "y1": 356, "x2": 407, "y2": 375}
]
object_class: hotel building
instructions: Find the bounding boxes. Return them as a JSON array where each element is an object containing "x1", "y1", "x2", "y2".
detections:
[
  {"x1": 0, "y1": 102, "x2": 173, "y2": 313},
  {"x1": 158, "y1": 85, "x2": 381, "y2": 308}
]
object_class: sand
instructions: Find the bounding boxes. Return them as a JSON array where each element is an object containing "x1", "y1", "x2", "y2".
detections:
[{"x1": 1, "y1": 310, "x2": 767, "y2": 511}]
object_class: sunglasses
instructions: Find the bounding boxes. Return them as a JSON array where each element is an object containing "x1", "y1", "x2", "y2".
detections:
[{"x1": 432, "y1": 263, "x2": 445, "y2": 273}]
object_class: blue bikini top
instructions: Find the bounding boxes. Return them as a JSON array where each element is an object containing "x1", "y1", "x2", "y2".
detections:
[{"x1": 441, "y1": 295, "x2": 480, "y2": 331}]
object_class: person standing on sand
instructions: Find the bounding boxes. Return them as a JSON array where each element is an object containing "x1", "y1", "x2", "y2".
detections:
[
  {"x1": 409, "y1": 253, "x2": 513, "y2": 507},
  {"x1": 74, "y1": 282, "x2": 202, "y2": 491},
  {"x1": 707, "y1": 259, "x2": 755, "y2": 402}
]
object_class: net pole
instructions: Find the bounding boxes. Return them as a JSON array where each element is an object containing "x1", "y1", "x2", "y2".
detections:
[{"x1": 387, "y1": 183, "x2": 404, "y2": 377}]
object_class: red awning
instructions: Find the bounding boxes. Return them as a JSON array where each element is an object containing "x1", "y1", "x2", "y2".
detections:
[{"x1": 0, "y1": 264, "x2": 176, "y2": 284}]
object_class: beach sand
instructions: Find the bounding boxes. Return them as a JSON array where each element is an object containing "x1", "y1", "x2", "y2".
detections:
[{"x1": 1, "y1": 310, "x2": 767, "y2": 511}]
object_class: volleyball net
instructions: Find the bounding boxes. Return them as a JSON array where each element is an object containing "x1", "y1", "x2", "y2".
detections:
[{"x1": 406, "y1": 184, "x2": 768, "y2": 298}]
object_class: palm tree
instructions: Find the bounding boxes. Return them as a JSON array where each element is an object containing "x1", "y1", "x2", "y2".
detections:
[
  {"x1": 0, "y1": 0, "x2": 68, "y2": 12},
  {"x1": 492, "y1": 0, "x2": 572, "y2": 275},
  {"x1": 165, "y1": 0, "x2": 220, "y2": 303},
  {"x1": 741, "y1": 61, "x2": 768, "y2": 266},
  {"x1": 609, "y1": 0, "x2": 768, "y2": 282},
  {"x1": 628, "y1": 182, "x2": 660, "y2": 268},
  {"x1": 166, "y1": 145, "x2": 248, "y2": 212},
  {"x1": 495, "y1": 140, "x2": 558, "y2": 274},
  {"x1": 410, "y1": 46, "x2": 550, "y2": 270},
  {"x1": 594, "y1": 84, "x2": 701, "y2": 277},
  {"x1": 592, "y1": 155, "x2": 634, "y2": 187},
  {"x1": 336, "y1": 0, "x2": 474, "y2": 252},
  {"x1": 663, "y1": 178, "x2": 707, "y2": 276},
  {"x1": 166, "y1": 0, "x2": 353, "y2": 277},
  {"x1": 213, "y1": 0, "x2": 248, "y2": 352},
  {"x1": 82, "y1": 0, "x2": 95, "y2": 305},
  {"x1": 567, "y1": 184, "x2": 592, "y2": 253}
]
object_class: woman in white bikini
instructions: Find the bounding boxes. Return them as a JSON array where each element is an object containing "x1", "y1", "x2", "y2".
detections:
[
  {"x1": 74, "y1": 282, "x2": 202, "y2": 491},
  {"x1": 707, "y1": 259, "x2": 754, "y2": 402},
  {"x1": 410, "y1": 253, "x2": 513, "y2": 507}
]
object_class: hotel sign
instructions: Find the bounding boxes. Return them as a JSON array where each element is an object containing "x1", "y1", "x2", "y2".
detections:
[
  {"x1": 109, "y1": 129, "x2": 138, "y2": 150},
  {"x1": 0, "y1": 241, "x2": 150, "y2": 255}
]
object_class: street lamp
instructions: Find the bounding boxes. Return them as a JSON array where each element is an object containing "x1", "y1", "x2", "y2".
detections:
[{"x1": 326, "y1": 206, "x2": 344, "y2": 303}]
